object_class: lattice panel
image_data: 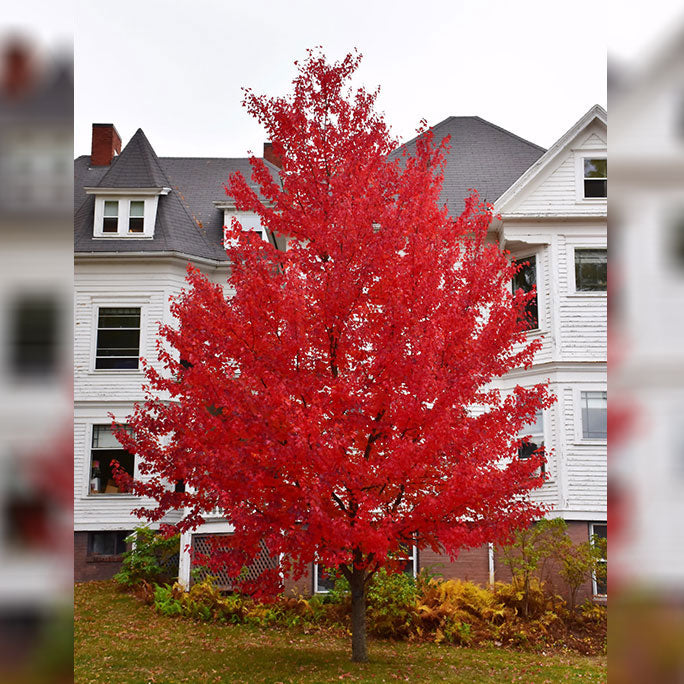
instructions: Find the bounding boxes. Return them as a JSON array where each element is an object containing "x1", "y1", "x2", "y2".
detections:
[{"x1": 190, "y1": 534, "x2": 278, "y2": 590}]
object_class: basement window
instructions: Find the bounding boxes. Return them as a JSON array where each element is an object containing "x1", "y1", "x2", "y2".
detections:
[
  {"x1": 590, "y1": 523, "x2": 607, "y2": 596},
  {"x1": 87, "y1": 531, "x2": 131, "y2": 557}
]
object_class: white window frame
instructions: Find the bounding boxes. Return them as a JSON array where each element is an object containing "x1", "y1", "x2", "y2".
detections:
[
  {"x1": 566, "y1": 241, "x2": 608, "y2": 296},
  {"x1": 511, "y1": 250, "x2": 543, "y2": 334},
  {"x1": 92, "y1": 194, "x2": 158, "y2": 238},
  {"x1": 574, "y1": 152, "x2": 607, "y2": 203},
  {"x1": 85, "y1": 422, "x2": 139, "y2": 498},
  {"x1": 517, "y1": 408, "x2": 550, "y2": 479},
  {"x1": 222, "y1": 209, "x2": 270, "y2": 247},
  {"x1": 574, "y1": 386, "x2": 607, "y2": 444},
  {"x1": 127, "y1": 199, "x2": 146, "y2": 234},
  {"x1": 313, "y1": 546, "x2": 418, "y2": 594},
  {"x1": 589, "y1": 522, "x2": 607, "y2": 597},
  {"x1": 89, "y1": 296, "x2": 149, "y2": 373}
]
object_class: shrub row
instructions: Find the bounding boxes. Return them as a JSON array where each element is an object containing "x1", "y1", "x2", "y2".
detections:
[{"x1": 130, "y1": 570, "x2": 605, "y2": 655}]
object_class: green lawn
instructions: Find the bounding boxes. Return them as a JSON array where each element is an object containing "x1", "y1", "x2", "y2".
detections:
[{"x1": 75, "y1": 581, "x2": 606, "y2": 683}]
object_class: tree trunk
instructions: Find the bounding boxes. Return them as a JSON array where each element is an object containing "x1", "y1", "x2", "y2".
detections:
[{"x1": 349, "y1": 566, "x2": 368, "y2": 663}]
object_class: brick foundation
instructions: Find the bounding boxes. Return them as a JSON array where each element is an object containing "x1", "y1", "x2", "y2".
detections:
[{"x1": 74, "y1": 531, "x2": 126, "y2": 582}]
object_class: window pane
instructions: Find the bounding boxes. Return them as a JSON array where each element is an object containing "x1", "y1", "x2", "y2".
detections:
[
  {"x1": 102, "y1": 217, "x2": 118, "y2": 233},
  {"x1": 582, "y1": 391, "x2": 607, "y2": 439},
  {"x1": 103, "y1": 200, "x2": 118, "y2": 217},
  {"x1": 95, "y1": 356, "x2": 140, "y2": 370},
  {"x1": 92, "y1": 424, "x2": 132, "y2": 449},
  {"x1": 9, "y1": 295, "x2": 59, "y2": 377},
  {"x1": 575, "y1": 249, "x2": 607, "y2": 291},
  {"x1": 129, "y1": 201, "x2": 145, "y2": 233},
  {"x1": 88, "y1": 531, "x2": 130, "y2": 555},
  {"x1": 584, "y1": 159, "x2": 607, "y2": 178},
  {"x1": 315, "y1": 565, "x2": 337, "y2": 592},
  {"x1": 96, "y1": 307, "x2": 141, "y2": 370},
  {"x1": 512, "y1": 256, "x2": 538, "y2": 329},
  {"x1": 128, "y1": 218, "x2": 144, "y2": 233},
  {"x1": 98, "y1": 308, "x2": 140, "y2": 328},
  {"x1": 90, "y1": 447, "x2": 134, "y2": 494},
  {"x1": 584, "y1": 179, "x2": 607, "y2": 198}
]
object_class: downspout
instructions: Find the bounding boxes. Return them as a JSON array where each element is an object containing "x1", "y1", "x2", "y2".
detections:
[{"x1": 488, "y1": 542, "x2": 495, "y2": 586}]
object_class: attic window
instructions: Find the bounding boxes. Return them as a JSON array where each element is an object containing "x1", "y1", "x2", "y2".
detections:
[
  {"x1": 93, "y1": 195, "x2": 159, "y2": 238},
  {"x1": 128, "y1": 201, "x2": 144, "y2": 233},
  {"x1": 583, "y1": 159, "x2": 607, "y2": 198},
  {"x1": 103, "y1": 201, "x2": 118, "y2": 233}
]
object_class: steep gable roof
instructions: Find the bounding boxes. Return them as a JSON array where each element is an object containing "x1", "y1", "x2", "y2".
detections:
[
  {"x1": 74, "y1": 130, "x2": 281, "y2": 262},
  {"x1": 96, "y1": 128, "x2": 170, "y2": 189},
  {"x1": 494, "y1": 104, "x2": 607, "y2": 216},
  {"x1": 392, "y1": 116, "x2": 546, "y2": 216}
]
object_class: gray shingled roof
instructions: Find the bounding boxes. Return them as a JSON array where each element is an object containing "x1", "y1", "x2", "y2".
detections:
[
  {"x1": 74, "y1": 130, "x2": 281, "y2": 261},
  {"x1": 75, "y1": 116, "x2": 543, "y2": 261},
  {"x1": 392, "y1": 116, "x2": 545, "y2": 216},
  {"x1": 96, "y1": 128, "x2": 170, "y2": 189}
]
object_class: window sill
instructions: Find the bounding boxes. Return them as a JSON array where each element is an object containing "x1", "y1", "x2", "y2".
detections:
[
  {"x1": 567, "y1": 291, "x2": 607, "y2": 298},
  {"x1": 86, "y1": 493, "x2": 139, "y2": 499},
  {"x1": 89, "y1": 369, "x2": 141, "y2": 374},
  {"x1": 86, "y1": 554, "x2": 124, "y2": 563},
  {"x1": 573, "y1": 440, "x2": 607, "y2": 447},
  {"x1": 92, "y1": 235, "x2": 155, "y2": 240}
]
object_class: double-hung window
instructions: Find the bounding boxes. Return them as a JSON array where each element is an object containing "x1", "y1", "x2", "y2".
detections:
[
  {"x1": 128, "y1": 200, "x2": 145, "y2": 233},
  {"x1": 512, "y1": 256, "x2": 538, "y2": 330},
  {"x1": 10, "y1": 294, "x2": 59, "y2": 377},
  {"x1": 575, "y1": 249, "x2": 607, "y2": 291},
  {"x1": 90, "y1": 424, "x2": 134, "y2": 495},
  {"x1": 95, "y1": 307, "x2": 141, "y2": 370},
  {"x1": 581, "y1": 391, "x2": 607, "y2": 440},
  {"x1": 583, "y1": 159, "x2": 607, "y2": 198},
  {"x1": 518, "y1": 409, "x2": 545, "y2": 474},
  {"x1": 102, "y1": 200, "x2": 119, "y2": 233}
]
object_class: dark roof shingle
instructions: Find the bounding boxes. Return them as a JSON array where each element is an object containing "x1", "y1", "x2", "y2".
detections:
[{"x1": 393, "y1": 116, "x2": 545, "y2": 216}]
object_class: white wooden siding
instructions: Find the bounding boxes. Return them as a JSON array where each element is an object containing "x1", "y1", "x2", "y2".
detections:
[
  {"x1": 501, "y1": 123, "x2": 607, "y2": 218},
  {"x1": 74, "y1": 256, "x2": 230, "y2": 530}
]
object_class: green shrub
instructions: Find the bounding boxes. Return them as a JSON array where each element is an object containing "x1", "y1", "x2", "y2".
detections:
[
  {"x1": 114, "y1": 527, "x2": 180, "y2": 588},
  {"x1": 366, "y1": 569, "x2": 417, "y2": 638}
]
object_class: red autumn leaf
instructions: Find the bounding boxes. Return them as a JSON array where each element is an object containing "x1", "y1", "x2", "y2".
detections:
[{"x1": 114, "y1": 48, "x2": 553, "y2": 662}]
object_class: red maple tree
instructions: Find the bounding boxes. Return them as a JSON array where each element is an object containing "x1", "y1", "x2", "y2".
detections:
[{"x1": 115, "y1": 50, "x2": 553, "y2": 662}]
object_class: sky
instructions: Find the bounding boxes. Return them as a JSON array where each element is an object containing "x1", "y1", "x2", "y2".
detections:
[
  {"x1": 73, "y1": 0, "x2": 615, "y2": 157},
  {"x1": 3, "y1": 1, "x2": 684, "y2": 157}
]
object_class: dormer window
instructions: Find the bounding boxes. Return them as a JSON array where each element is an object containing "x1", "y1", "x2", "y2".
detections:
[
  {"x1": 87, "y1": 188, "x2": 169, "y2": 239},
  {"x1": 103, "y1": 200, "x2": 118, "y2": 233},
  {"x1": 128, "y1": 201, "x2": 145, "y2": 233}
]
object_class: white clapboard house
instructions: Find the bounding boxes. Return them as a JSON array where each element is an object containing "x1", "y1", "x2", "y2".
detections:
[{"x1": 74, "y1": 107, "x2": 606, "y2": 600}]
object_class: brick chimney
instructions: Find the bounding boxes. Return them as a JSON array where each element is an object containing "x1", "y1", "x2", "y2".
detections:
[
  {"x1": 263, "y1": 142, "x2": 282, "y2": 168},
  {"x1": 91, "y1": 123, "x2": 122, "y2": 166},
  {"x1": 2, "y1": 38, "x2": 35, "y2": 98}
]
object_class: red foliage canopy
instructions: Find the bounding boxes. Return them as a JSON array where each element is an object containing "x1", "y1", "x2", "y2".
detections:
[{"x1": 115, "y1": 50, "x2": 553, "y2": 597}]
